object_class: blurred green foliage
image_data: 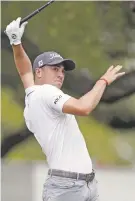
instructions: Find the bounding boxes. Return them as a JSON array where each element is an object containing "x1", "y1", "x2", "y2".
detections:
[{"x1": 2, "y1": 88, "x2": 24, "y2": 135}]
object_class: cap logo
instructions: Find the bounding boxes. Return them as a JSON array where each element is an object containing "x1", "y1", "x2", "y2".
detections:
[
  {"x1": 38, "y1": 60, "x2": 43, "y2": 67},
  {"x1": 50, "y1": 53, "x2": 63, "y2": 60}
]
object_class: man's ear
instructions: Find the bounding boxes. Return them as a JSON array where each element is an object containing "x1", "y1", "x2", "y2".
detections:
[{"x1": 35, "y1": 68, "x2": 42, "y2": 78}]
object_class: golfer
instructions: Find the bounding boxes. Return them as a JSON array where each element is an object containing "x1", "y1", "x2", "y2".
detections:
[{"x1": 5, "y1": 18, "x2": 125, "y2": 201}]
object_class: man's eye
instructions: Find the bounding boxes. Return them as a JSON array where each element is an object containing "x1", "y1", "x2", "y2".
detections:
[{"x1": 54, "y1": 67, "x2": 58, "y2": 71}]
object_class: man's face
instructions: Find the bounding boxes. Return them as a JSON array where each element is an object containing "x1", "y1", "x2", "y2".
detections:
[{"x1": 36, "y1": 64, "x2": 65, "y2": 89}]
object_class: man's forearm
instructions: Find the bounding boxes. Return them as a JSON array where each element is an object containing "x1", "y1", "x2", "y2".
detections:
[
  {"x1": 12, "y1": 44, "x2": 32, "y2": 75},
  {"x1": 79, "y1": 80, "x2": 106, "y2": 114},
  {"x1": 12, "y1": 44, "x2": 34, "y2": 88}
]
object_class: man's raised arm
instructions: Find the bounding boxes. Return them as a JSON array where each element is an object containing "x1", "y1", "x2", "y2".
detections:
[
  {"x1": 5, "y1": 17, "x2": 34, "y2": 89},
  {"x1": 62, "y1": 65, "x2": 125, "y2": 116}
]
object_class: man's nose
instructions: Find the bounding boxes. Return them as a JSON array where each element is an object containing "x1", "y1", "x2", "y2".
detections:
[{"x1": 58, "y1": 71, "x2": 64, "y2": 78}]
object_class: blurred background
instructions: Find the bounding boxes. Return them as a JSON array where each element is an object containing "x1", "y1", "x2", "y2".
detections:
[{"x1": 1, "y1": 1, "x2": 135, "y2": 201}]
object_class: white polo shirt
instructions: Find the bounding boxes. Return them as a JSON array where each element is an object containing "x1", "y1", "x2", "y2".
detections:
[{"x1": 24, "y1": 84, "x2": 92, "y2": 173}]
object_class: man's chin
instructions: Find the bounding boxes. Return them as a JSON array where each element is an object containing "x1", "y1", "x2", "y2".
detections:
[
  {"x1": 52, "y1": 82, "x2": 62, "y2": 89},
  {"x1": 57, "y1": 83, "x2": 62, "y2": 89}
]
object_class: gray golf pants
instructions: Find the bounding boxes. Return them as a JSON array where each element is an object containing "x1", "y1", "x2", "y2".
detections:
[{"x1": 42, "y1": 175, "x2": 99, "y2": 201}]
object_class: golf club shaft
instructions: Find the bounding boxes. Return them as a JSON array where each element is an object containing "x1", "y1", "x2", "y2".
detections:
[{"x1": 20, "y1": 0, "x2": 55, "y2": 25}]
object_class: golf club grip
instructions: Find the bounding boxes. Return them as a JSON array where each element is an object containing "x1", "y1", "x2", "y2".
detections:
[{"x1": 20, "y1": 0, "x2": 55, "y2": 25}]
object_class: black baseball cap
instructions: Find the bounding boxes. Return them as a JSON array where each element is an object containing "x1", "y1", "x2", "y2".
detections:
[{"x1": 33, "y1": 51, "x2": 75, "y2": 71}]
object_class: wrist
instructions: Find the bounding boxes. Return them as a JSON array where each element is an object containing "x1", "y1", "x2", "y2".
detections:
[
  {"x1": 9, "y1": 32, "x2": 21, "y2": 45},
  {"x1": 97, "y1": 78, "x2": 109, "y2": 86},
  {"x1": 10, "y1": 40, "x2": 21, "y2": 46}
]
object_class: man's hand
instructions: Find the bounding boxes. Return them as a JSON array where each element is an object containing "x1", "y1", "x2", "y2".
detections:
[
  {"x1": 5, "y1": 17, "x2": 28, "y2": 45},
  {"x1": 101, "y1": 65, "x2": 125, "y2": 85}
]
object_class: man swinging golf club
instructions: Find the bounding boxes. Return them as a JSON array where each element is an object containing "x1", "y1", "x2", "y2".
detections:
[{"x1": 5, "y1": 17, "x2": 125, "y2": 201}]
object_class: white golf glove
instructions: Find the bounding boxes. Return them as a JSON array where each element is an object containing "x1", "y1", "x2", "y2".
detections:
[{"x1": 5, "y1": 17, "x2": 28, "y2": 45}]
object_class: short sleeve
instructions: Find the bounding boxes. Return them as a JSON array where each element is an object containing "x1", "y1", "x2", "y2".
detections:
[
  {"x1": 42, "y1": 85, "x2": 71, "y2": 113},
  {"x1": 25, "y1": 85, "x2": 39, "y2": 96}
]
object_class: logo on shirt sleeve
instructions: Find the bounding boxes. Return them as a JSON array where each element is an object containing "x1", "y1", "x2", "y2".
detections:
[{"x1": 54, "y1": 95, "x2": 62, "y2": 104}]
